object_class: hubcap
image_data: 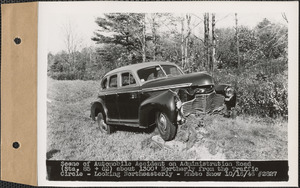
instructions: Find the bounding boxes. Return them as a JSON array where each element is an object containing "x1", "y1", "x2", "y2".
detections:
[{"x1": 158, "y1": 113, "x2": 167, "y2": 133}]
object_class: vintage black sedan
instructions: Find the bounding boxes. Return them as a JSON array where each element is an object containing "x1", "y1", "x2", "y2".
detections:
[{"x1": 91, "y1": 62, "x2": 236, "y2": 141}]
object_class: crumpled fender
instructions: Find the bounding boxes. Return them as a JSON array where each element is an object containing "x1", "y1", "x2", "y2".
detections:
[
  {"x1": 139, "y1": 90, "x2": 177, "y2": 128},
  {"x1": 215, "y1": 84, "x2": 236, "y2": 108},
  {"x1": 215, "y1": 84, "x2": 230, "y2": 95},
  {"x1": 90, "y1": 98, "x2": 107, "y2": 121}
]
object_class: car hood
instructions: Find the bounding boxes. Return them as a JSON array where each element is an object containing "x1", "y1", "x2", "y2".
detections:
[{"x1": 141, "y1": 72, "x2": 214, "y2": 89}]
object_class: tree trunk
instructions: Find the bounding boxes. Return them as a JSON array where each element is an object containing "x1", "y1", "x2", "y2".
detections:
[
  {"x1": 235, "y1": 13, "x2": 240, "y2": 72},
  {"x1": 151, "y1": 14, "x2": 158, "y2": 61},
  {"x1": 181, "y1": 16, "x2": 185, "y2": 69},
  {"x1": 211, "y1": 13, "x2": 216, "y2": 75},
  {"x1": 204, "y1": 13, "x2": 210, "y2": 71},
  {"x1": 185, "y1": 14, "x2": 191, "y2": 72},
  {"x1": 142, "y1": 14, "x2": 146, "y2": 62}
]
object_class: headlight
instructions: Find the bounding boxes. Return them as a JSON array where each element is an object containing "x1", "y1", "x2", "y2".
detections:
[
  {"x1": 174, "y1": 95, "x2": 182, "y2": 109},
  {"x1": 225, "y1": 86, "x2": 234, "y2": 97},
  {"x1": 176, "y1": 100, "x2": 182, "y2": 109},
  {"x1": 196, "y1": 88, "x2": 206, "y2": 94}
]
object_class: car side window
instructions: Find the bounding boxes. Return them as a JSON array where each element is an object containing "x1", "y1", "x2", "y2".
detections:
[
  {"x1": 101, "y1": 78, "x2": 108, "y2": 90},
  {"x1": 109, "y1": 75, "x2": 118, "y2": 88},
  {"x1": 138, "y1": 66, "x2": 165, "y2": 82},
  {"x1": 121, "y1": 72, "x2": 136, "y2": 87}
]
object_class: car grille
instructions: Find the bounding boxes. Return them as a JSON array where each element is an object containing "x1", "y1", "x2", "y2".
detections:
[{"x1": 182, "y1": 92, "x2": 225, "y2": 116}]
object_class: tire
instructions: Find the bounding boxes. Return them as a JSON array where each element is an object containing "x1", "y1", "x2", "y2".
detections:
[
  {"x1": 97, "y1": 113, "x2": 113, "y2": 134},
  {"x1": 156, "y1": 112, "x2": 177, "y2": 141}
]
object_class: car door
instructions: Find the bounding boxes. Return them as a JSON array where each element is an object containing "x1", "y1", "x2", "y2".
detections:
[
  {"x1": 105, "y1": 74, "x2": 120, "y2": 121},
  {"x1": 117, "y1": 72, "x2": 140, "y2": 122}
]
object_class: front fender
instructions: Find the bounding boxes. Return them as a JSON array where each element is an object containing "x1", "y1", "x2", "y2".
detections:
[
  {"x1": 90, "y1": 98, "x2": 107, "y2": 121},
  {"x1": 215, "y1": 84, "x2": 236, "y2": 109},
  {"x1": 139, "y1": 90, "x2": 177, "y2": 128},
  {"x1": 215, "y1": 84, "x2": 230, "y2": 95}
]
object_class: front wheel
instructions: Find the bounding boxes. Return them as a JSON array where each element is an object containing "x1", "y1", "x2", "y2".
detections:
[
  {"x1": 97, "y1": 113, "x2": 113, "y2": 134},
  {"x1": 156, "y1": 112, "x2": 177, "y2": 141}
]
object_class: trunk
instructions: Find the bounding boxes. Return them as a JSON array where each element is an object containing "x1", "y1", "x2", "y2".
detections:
[
  {"x1": 142, "y1": 14, "x2": 146, "y2": 63},
  {"x1": 185, "y1": 14, "x2": 191, "y2": 72},
  {"x1": 151, "y1": 14, "x2": 158, "y2": 61},
  {"x1": 235, "y1": 13, "x2": 240, "y2": 72},
  {"x1": 203, "y1": 14, "x2": 206, "y2": 69},
  {"x1": 204, "y1": 13, "x2": 210, "y2": 71},
  {"x1": 153, "y1": 32, "x2": 156, "y2": 61},
  {"x1": 181, "y1": 16, "x2": 185, "y2": 69},
  {"x1": 211, "y1": 13, "x2": 216, "y2": 75},
  {"x1": 184, "y1": 38, "x2": 188, "y2": 71}
]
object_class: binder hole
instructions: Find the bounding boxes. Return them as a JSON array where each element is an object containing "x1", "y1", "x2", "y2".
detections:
[
  {"x1": 14, "y1": 37, "x2": 21, "y2": 45},
  {"x1": 13, "y1": 142, "x2": 20, "y2": 149}
]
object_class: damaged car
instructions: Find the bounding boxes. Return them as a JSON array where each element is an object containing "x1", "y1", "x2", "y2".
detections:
[{"x1": 91, "y1": 62, "x2": 236, "y2": 141}]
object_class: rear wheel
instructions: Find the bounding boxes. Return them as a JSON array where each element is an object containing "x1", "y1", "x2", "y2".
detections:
[
  {"x1": 156, "y1": 112, "x2": 177, "y2": 141},
  {"x1": 97, "y1": 113, "x2": 113, "y2": 134}
]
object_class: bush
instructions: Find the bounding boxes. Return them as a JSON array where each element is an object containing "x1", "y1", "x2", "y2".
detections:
[
  {"x1": 49, "y1": 71, "x2": 77, "y2": 80},
  {"x1": 213, "y1": 59, "x2": 288, "y2": 118},
  {"x1": 48, "y1": 69, "x2": 105, "y2": 81},
  {"x1": 237, "y1": 74, "x2": 288, "y2": 117}
]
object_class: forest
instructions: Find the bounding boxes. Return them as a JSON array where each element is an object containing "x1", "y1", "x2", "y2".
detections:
[{"x1": 47, "y1": 13, "x2": 288, "y2": 118}]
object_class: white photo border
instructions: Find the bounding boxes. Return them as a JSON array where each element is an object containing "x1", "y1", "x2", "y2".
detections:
[{"x1": 38, "y1": 1, "x2": 298, "y2": 186}]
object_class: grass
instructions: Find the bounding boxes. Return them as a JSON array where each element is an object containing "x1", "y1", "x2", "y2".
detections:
[{"x1": 47, "y1": 78, "x2": 288, "y2": 161}]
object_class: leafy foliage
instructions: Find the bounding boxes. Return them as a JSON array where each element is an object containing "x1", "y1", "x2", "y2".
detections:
[
  {"x1": 214, "y1": 58, "x2": 288, "y2": 118},
  {"x1": 216, "y1": 23, "x2": 287, "y2": 69},
  {"x1": 92, "y1": 13, "x2": 149, "y2": 64},
  {"x1": 48, "y1": 47, "x2": 105, "y2": 80}
]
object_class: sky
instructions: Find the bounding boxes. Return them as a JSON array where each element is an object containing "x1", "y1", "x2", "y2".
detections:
[{"x1": 40, "y1": 2, "x2": 291, "y2": 54}]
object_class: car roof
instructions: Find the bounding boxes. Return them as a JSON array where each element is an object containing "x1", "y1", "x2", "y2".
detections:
[{"x1": 104, "y1": 61, "x2": 177, "y2": 77}]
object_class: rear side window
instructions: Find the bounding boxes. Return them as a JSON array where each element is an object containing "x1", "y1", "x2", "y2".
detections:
[
  {"x1": 109, "y1": 75, "x2": 118, "y2": 88},
  {"x1": 121, "y1": 72, "x2": 136, "y2": 87},
  {"x1": 101, "y1": 78, "x2": 108, "y2": 90}
]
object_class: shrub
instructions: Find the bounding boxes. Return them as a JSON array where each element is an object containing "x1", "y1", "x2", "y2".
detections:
[
  {"x1": 48, "y1": 69, "x2": 105, "y2": 81},
  {"x1": 237, "y1": 74, "x2": 288, "y2": 117},
  {"x1": 213, "y1": 59, "x2": 288, "y2": 118},
  {"x1": 49, "y1": 71, "x2": 77, "y2": 80}
]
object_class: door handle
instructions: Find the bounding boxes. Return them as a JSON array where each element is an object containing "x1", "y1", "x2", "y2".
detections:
[{"x1": 131, "y1": 93, "x2": 137, "y2": 99}]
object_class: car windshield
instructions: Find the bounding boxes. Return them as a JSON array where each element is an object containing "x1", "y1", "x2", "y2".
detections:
[
  {"x1": 161, "y1": 65, "x2": 183, "y2": 77},
  {"x1": 137, "y1": 65, "x2": 183, "y2": 82}
]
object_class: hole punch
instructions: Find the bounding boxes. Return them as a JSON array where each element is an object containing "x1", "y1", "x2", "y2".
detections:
[
  {"x1": 14, "y1": 37, "x2": 21, "y2": 45},
  {"x1": 13, "y1": 142, "x2": 20, "y2": 149}
]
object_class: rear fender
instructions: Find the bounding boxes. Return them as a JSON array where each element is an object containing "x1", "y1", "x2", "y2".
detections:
[
  {"x1": 139, "y1": 90, "x2": 177, "y2": 128},
  {"x1": 90, "y1": 98, "x2": 107, "y2": 121}
]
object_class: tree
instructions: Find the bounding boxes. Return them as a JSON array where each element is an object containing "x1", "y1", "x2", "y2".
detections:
[
  {"x1": 149, "y1": 13, "x2": 159, "y2": 61},
  {"x1": 92, "y1": 13, "x2": 149, "y2": 64},
  {"x1": 184, "y1": 14, "x2": 192, "y2": 71},
  {"x1": 281, "y1": 13, "x2": 288, "y2": 23},
  {"x1": 204, "y1": 13, "x2": 210, "y2": 70},
  {"x1": 62, "y1": 21, "x2": 83, "y2": 74},
  {"x1": 255, "y1": 18, "x2": 287, "y2": 59},
  {"x1": 211, "y1": 13, "x2": 216, "y2": 74},
  {"x1": 180, "y1": 15, "x2": 185, "y2": 68},
  {"x1": 235, "y1": 13, "x2": 240, "y2": 72}
]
